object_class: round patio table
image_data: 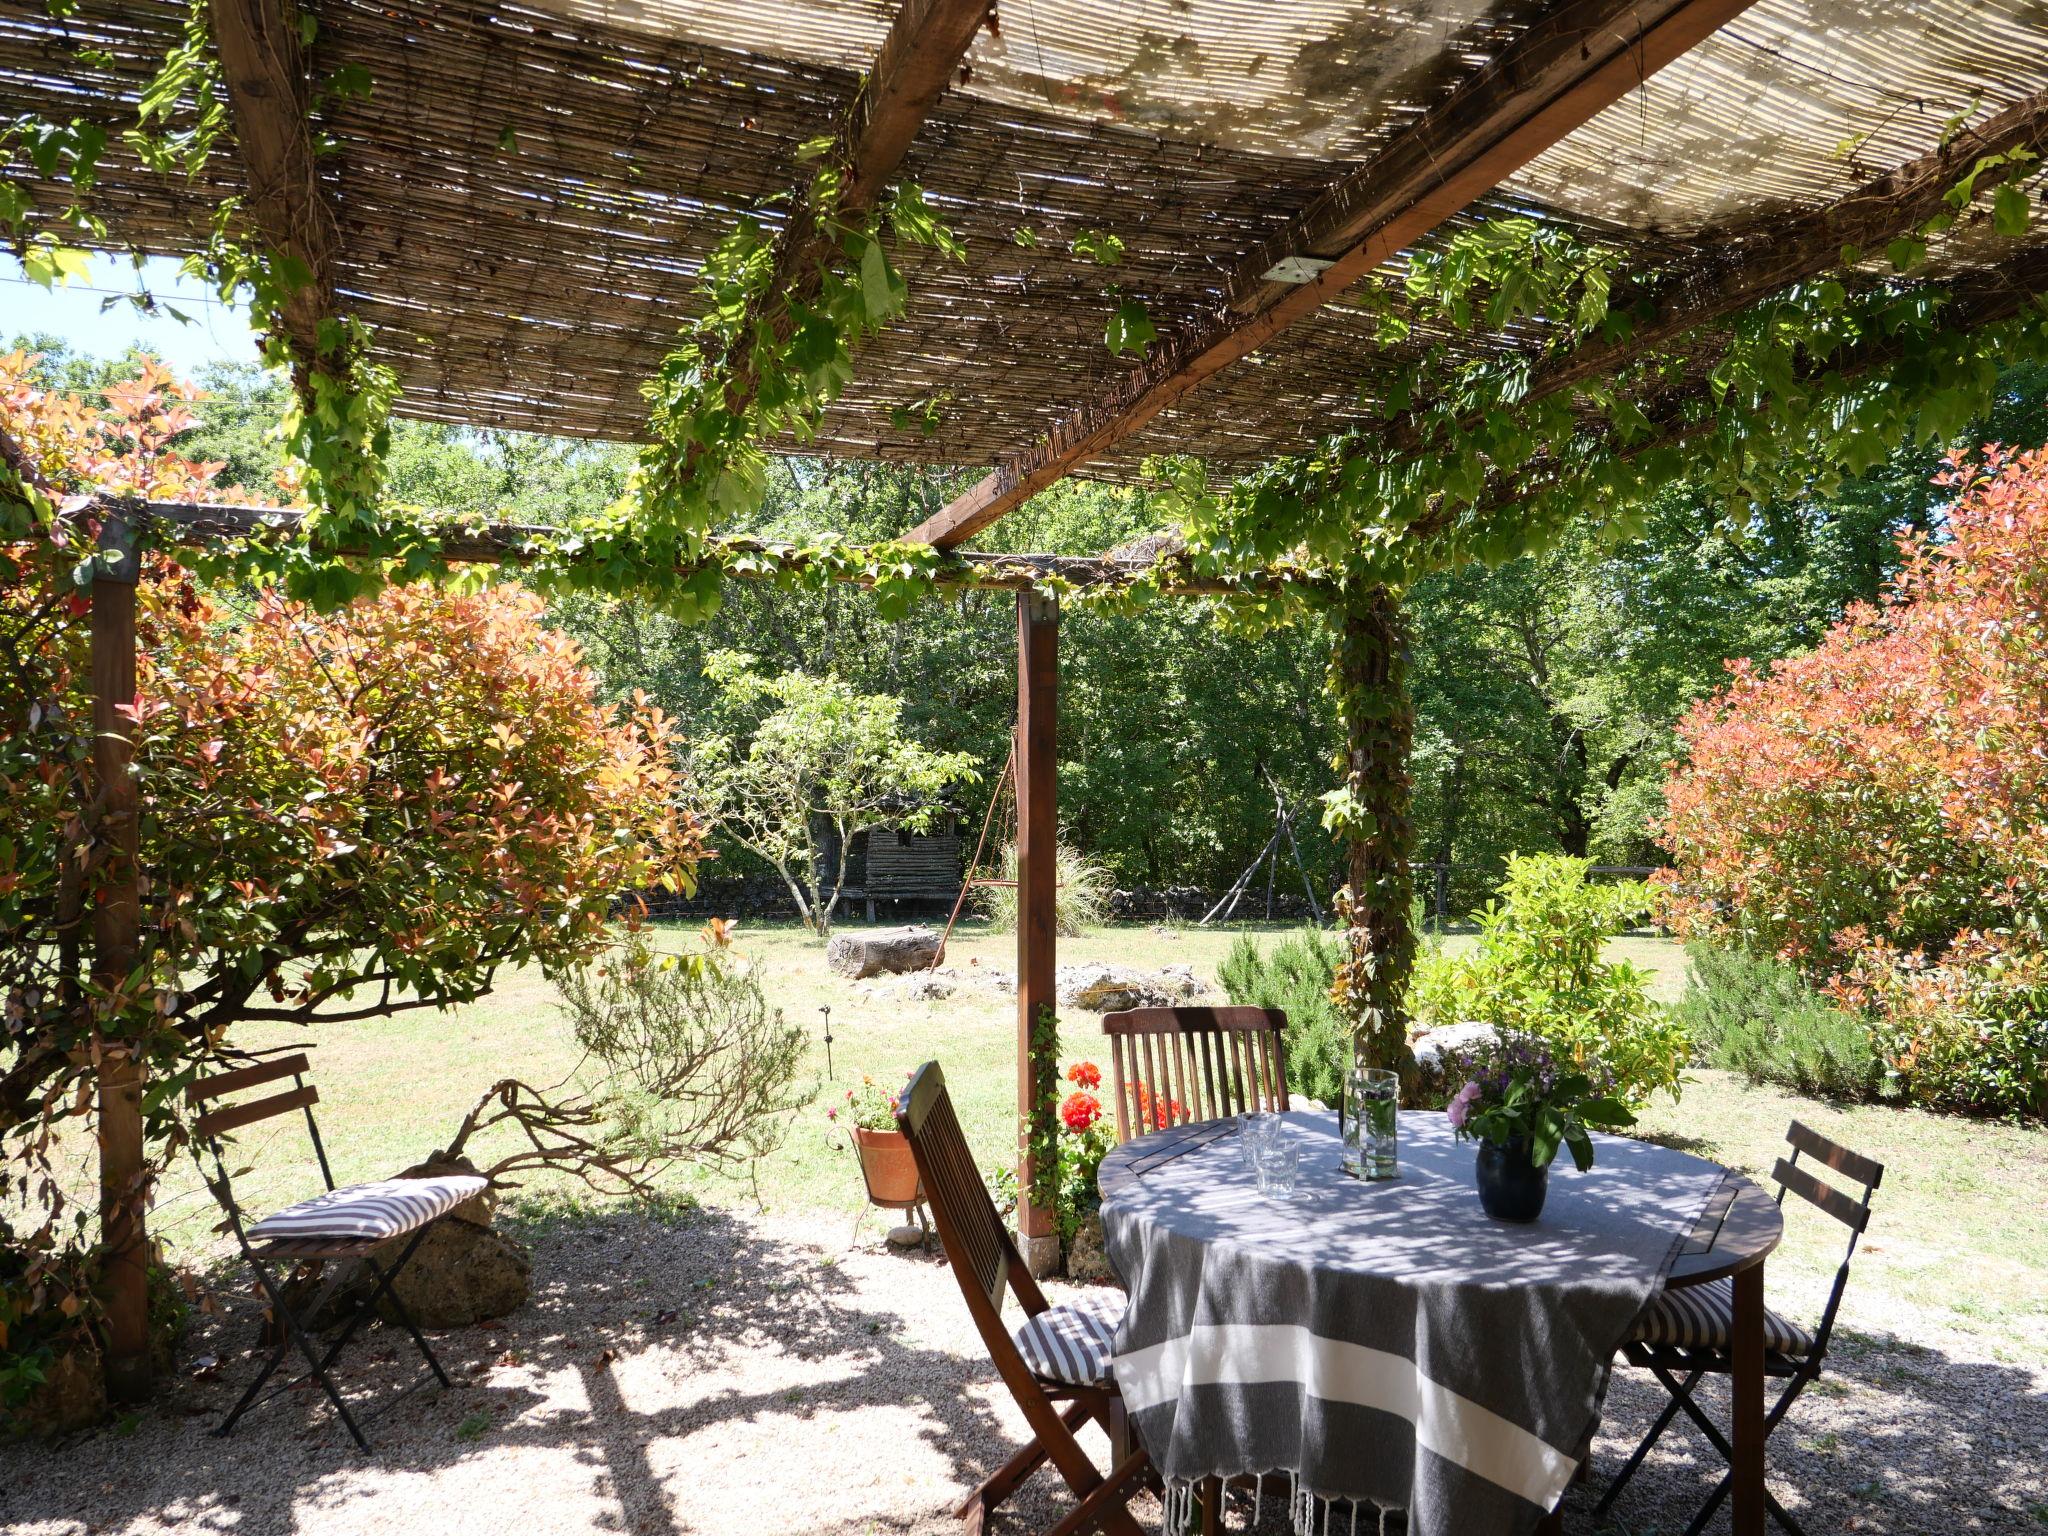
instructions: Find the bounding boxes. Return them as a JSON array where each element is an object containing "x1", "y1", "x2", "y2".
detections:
[{"x1": 1097, "y1": 1109, "x2": 1781, "y2": 1536}]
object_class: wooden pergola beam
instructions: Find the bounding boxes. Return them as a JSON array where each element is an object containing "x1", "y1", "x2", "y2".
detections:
[
  {"x1": 721, "y1": 0, "x2": 989, "y2": 420},
  {"x1": 128, "y1": 500, "x2": 1298, "y2": 598},
  {"x1": 208, "y1": 0, "x2": 337, "y2": 374},
  {"x1": 906, "y1": 0, "x2": 1761, "y2": 548},
  {"x1": 1371, "y1": 88, "x2": 2048, "y2": 465}
]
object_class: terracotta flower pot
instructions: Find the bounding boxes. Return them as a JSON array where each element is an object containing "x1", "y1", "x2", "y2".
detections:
[{"x1": 853, "y1": 1125, "x2": 922, "y2": 1208}]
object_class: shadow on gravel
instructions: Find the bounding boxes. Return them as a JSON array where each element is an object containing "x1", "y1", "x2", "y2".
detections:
[
  {"x1": 0, "y1": 1201, "x2": 1079, "y2": 1536},
  {"x1": 1578, "y1": 1326, "x2": 2048, "y2": 1535},
  {"x1": 2, "y1": 1205, "x2": 2037, "y2": 1536}
]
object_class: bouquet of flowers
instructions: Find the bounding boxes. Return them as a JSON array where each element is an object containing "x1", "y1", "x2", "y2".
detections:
[{"x1": 1445, "y1": 1034, "x2": 1636, "y2": 1171}]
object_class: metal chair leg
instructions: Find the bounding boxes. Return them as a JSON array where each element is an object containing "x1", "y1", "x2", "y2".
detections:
[
  {"x1": 217, "y1": 1223, "x2": 445, "y2": 1452},
  {"x1": 1595, "y1": 1365, "x2": 1700, "y2": 1516},
  {"x1": 220, "y1": 1251, "x2": 371, "y2": 1447},
  {"x1": 351, "y1": 1227, "x2": 450, "y2": 1386}
]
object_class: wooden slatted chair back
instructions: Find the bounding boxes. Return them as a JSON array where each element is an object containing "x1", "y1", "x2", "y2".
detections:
[
  {"x1": 186, "y1": 1052, "x2": 337, "y2": 1192},
  {"x1": 897, "y1": 1060, "x2": 1028, "y2": 1321},
  {"x1": 1101, "y1": 1006, "x2": 1289, "y2": 1141},
  {"x1": 1774, "y1": 1119, "x2": 1884, "y2": 1358}
]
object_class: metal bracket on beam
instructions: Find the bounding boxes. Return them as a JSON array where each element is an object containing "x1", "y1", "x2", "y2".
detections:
[{"x1": 1260, "y1": 256, "x2": 1335, "y2": 284}]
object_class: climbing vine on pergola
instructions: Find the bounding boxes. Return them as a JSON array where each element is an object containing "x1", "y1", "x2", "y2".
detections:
[{"x1": 5, "y1": 0, "x2": 2048, "y2": 1395}]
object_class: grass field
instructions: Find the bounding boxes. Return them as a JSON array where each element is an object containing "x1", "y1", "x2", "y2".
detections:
[{"x1": 136, "y1": 920, "x2": 2048, "y2": 1371}]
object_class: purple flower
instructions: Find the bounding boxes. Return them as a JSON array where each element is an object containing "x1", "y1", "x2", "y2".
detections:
[{"x1": 1447, "y1": 1080, "x2": 1483, "y2": 1131}]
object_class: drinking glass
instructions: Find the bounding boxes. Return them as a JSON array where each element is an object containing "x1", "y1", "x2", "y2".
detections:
[
  {"x1": 1238, "y1": 1111, "x2": 1279, "y2": 1171},
  {"x1": 1256, "y1": 1136, "x2": 1300, "y2": 1199}
]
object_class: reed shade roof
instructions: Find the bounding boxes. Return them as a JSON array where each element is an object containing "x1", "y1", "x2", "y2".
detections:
[{"x1": 5, "y1": 0, "x2": 2048, "y2": 477}]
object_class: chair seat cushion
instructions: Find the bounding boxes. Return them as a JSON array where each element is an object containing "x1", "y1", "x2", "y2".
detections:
[
  {"x1": 248, "y1": 1176, "x2": 487, "y2": 1244},
  {"x1": 1013, "y1": 1291, "x2": 1125, "y2": 1388},
  {"x1": 1630, "y1": 1277, "x2": 1816, "y2": 1356}
]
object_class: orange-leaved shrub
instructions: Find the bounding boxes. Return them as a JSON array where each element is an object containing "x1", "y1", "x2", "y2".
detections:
[
  {"x1": 1659, "y1": 444, "x2": 2048, "y2": 1116},
  {"x1": 2, "y1": 355, "x2": 703, "y2": 1415}
]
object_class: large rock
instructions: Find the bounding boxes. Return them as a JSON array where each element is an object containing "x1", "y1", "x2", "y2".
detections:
[
  {"x1": 1, "y1": 1343, "x2": 105, "y2": 1438},
  {"x1": 369, "y1": 1156, "x2": 529, "y2": 1329},
  {"x1": 827, "y1": 925, "x2": 941, "y2": 978},
  {"x1": 1065, "y1": 1211, "x2": 1117, "y2": 1284},
  {"x1": 1408, "y1": 1022, "x2": 1503, "y2": 1104},
  {"x1": 1056, "y1": 963, "x2": 1213, "y2": 1013}
]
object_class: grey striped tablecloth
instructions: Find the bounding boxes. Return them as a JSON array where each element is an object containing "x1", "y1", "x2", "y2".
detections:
[{"x1": 1099, "y1": 1110, "x2": 1725, "y2": 1536}]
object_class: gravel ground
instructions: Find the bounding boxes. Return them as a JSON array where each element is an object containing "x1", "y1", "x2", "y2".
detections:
[{"x1": 2, "y1": 1204, "x2": 2039, "y2": 1536}]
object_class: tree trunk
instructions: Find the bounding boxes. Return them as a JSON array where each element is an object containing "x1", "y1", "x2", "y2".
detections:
[
  {"x1": 1331, "y1": 588, "x2": 1417, "y2": 1073},
  {"x1": 1431, "y1": 744, "x2": 1468, "y2": 930}
]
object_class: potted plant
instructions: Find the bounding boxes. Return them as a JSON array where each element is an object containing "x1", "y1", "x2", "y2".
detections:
[
  {"x1": 1446, "y1": 1036, "x2": 1635, "y2": 1222},
  {"x1": 832, "y1": 1074, "x2": 922, "y2": 1208}
]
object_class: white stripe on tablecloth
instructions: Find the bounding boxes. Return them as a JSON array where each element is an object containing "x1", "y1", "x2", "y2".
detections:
[{"x1": 1114, "y1": 1324, "x2": 1579, "y2": 1510}]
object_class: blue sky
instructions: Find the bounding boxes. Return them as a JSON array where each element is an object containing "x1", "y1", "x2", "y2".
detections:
[{"x1": 1, "y1": 252, "x2": 263, "y2": 377}]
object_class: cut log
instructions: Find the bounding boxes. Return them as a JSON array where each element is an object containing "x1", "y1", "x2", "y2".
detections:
[{"x1": 827, "y1": 925, "x2": 943, "y2": 978}]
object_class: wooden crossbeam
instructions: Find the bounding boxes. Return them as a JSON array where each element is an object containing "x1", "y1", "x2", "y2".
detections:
[
  {"x1": 722, "y1": 0, "x2": 989, "y2": 420},
  {"x1": 127, "y1": 500, "x2": 1293, "y2": 597},
  {"x1": 1371, "y1": 88, "x2": 2048, "y2": 465},
  {"x1": 906, "y1": 0, "x2": 1761, "y2": 547},
  {"x1": 208, "y1": 0, "x2": 336, "y2": 376}
]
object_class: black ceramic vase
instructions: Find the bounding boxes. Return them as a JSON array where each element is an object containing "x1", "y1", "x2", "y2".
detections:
[{"x1": 1475, "y1": 1137, "x2": 1549, "y2": 1222}]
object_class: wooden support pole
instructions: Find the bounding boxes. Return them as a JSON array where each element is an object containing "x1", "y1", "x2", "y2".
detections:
[
  {"x1": 1014, "y1": 591, "x2": 1060, "y2": 1279},
  {"x1": 208, "y1": 0, "x2": 335, "y2": 382},
  {"x1": 90, "y1": 505, "x2": 150, "y2": 1401},
  {"x1": 1730, "y1": 1259, "x2": 1768, "y2": 1536}
]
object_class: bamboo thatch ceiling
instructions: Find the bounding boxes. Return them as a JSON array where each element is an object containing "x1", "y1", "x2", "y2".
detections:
[{"x1": 4, "y1": 0, "x2": 2048, "y2": 477}]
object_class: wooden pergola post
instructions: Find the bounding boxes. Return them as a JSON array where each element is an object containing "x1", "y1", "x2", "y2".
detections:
[
  {"x1": 1014, "y1": 591, "x2": 1061, "y2": 1278},
  {"x1": 91, "y1": 504, "x2": 151, "y2": 1400}
]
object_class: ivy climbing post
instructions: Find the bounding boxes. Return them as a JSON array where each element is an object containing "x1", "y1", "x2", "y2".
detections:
[
  {"x1": 1330, "y1": 586, "x2": 1418, "y2": 1075},
  {"x1": 91, "y1": 504, "x2": 151, "y2": 1401},
  {"x1": 1014, "y1": 592, "x2": 1061, "y2": 1278}
]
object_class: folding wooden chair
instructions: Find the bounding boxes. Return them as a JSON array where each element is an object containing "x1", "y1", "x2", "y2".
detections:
[
  {"x1": 1598, "y1": 1120, "x2": 1885, "y2": 1536},
  {"x1": 896, "y1": 1061, "x2": 1151, "y2": 1536},
  {"x1": 1101, "y1": 1006, "x2": 1289, "y2": 1141},
  {"x1": 189, "y1": 1052, "x2": 487, "y2": 1451}
]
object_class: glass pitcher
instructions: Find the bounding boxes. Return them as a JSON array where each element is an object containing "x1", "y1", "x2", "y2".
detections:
[{"x1": 1341, "y1": 1066, "x2": 1400, "y2": 1180}]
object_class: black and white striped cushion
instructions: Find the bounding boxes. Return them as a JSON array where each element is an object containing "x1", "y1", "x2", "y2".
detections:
[
  {"x1": 248, "y1": 1176, "x2": 486, "y2": 1243},
  {"x1": 1013, "y1": 1292, "x2": 1124, "y2": 1387},
  {"x1": 1630, "y1": 1278, "x2": 1816, "y2": 1356}
]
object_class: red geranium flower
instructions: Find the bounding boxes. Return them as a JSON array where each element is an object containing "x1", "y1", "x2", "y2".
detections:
[
  {"x1": 1066, "y1": 1060, "x2": 1101, "y2": 1090},
  {"x1": 1060, "y1": 1091, "x2": 1102, "y2": 1132}
]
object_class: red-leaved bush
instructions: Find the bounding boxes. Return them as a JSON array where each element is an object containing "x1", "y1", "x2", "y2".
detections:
[{"x1": 1660, "y1": 445, "x2": 2048, "y2": 1115}]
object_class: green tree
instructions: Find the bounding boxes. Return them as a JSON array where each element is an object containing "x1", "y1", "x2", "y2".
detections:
[{"x1": 689, "y1": 654, "x2": 979, "y2": 935}]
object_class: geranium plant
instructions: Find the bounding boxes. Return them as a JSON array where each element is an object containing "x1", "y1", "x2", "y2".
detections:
[
  {"x1": 830, "y1": 1074, "x2": 908, "y2": 1133},
  {"x1": 1446, "y1": 1036, "x2": 1635, "y2": 1171},
  {"x1": 1050, "y1": 1061, "x2": 1116, "y2": 1244}
]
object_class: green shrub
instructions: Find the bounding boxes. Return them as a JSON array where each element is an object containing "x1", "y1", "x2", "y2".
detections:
[
  {"x1": 1412, "y1": 854, "x2": 1688, "y2": 1106},
  {"x1": 981, "y1": 841, "x2": 1113, "y2": 936},
  {"x1": 1217, "y1": 926, "x2": 1351, "y2": 1107},
  {"x1": 1677, "y1": 943, "x2": 1884, "y2": 1100}
]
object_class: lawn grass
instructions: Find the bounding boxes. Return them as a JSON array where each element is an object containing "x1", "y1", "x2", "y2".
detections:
[{"x1": 128, "y1": 920, "x2": 2047, "y2": 1368}]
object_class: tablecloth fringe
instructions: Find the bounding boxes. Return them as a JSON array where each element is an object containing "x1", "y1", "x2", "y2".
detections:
[{"x1": 1160, "y1": 1473, "x2": 1396, "y2": 1535}]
